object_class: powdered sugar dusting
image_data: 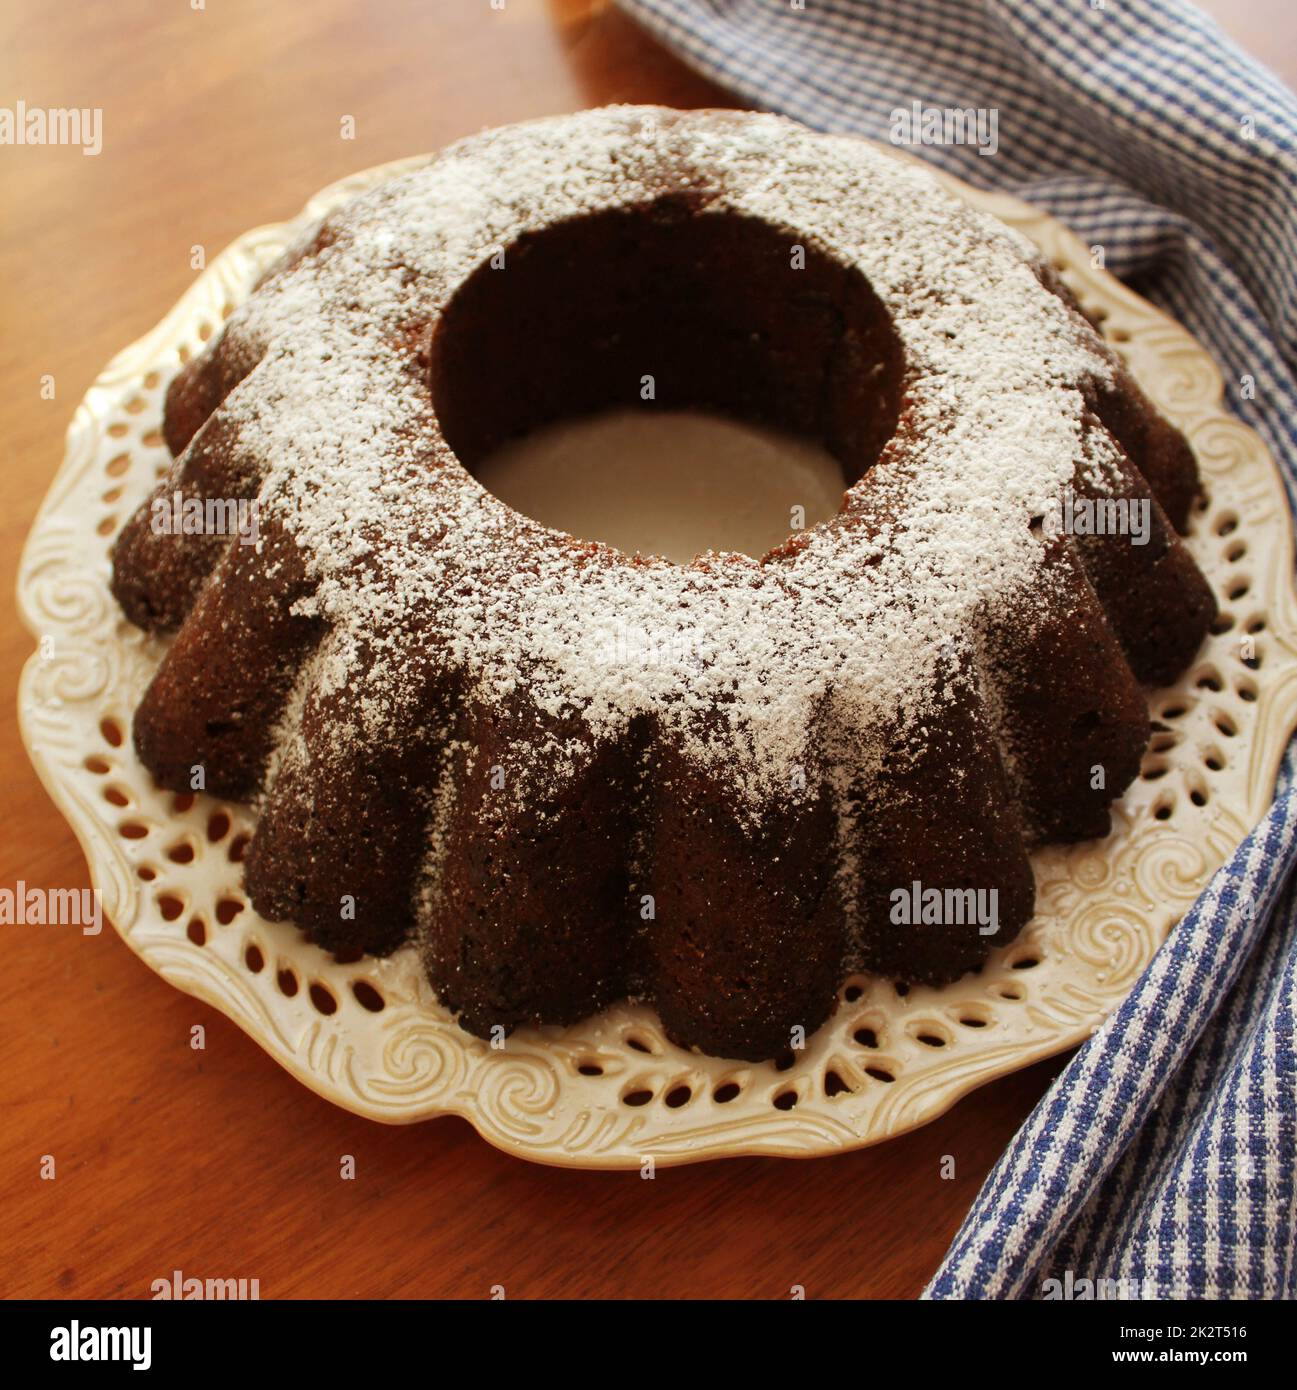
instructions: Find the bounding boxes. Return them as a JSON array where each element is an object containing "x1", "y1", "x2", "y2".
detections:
[{"x1": 200, "y1": 107, "x2": 1115, "y2": 819}]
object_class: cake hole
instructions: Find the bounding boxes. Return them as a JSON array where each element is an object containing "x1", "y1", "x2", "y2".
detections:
[
  {"x1": 1246, "y1": 616, "x2": 1267, "y2": 634},
  {"x1": 228, "y1": 833, "x2": 251, "y2": 863},
  {"x1": 773, "y1": 1049, "x2": 797, "y2": 1072},
  {"x1": 105, "y1": 453, "x2": 131, "y2": 477},
  {"x1": 1153, "y1": 795, "x2": 1175, "y2": 821},
  {"x1": 103, "y1": 785, "x2": 130, "y2": 807},
  {"x1": 577, "y1": 1060, "x2": 604, "y2": 1077},
  {"x1": 864, "y1": 1066, "x2": 895, "y2": 1084},
  {"x1": 621, "y1": 1088, "x2": 653, "y2": 1107},
  {"x1": 100, "y1": 717, "x2": 124, "y2": 747},
  {"x1": 1237, "y1": 680, "x2": 1258, "y2": 702},
  {"x1": 1196, "y1": 668, "x2": 1223, "y2": 693},
  {"x1": 843, "y1": 983, "x2": 863, "y2": 1003},
  {"x1": 1189, "y1": 784, "x2": 1209, "y2": 808},
  {"x1": 309, "y1": 983, "x2": 337, "y2": 1015},
  {"x1": 1203, "y1": 747, "x2": 1225, "y2": 772},
  {"x1": 137, "y1": 865, "x2": 157, "y2": 882},
  {"x1": 186, "y1": 918, "x2": 206, "y2": 946},
  {"x1": 107, "y1": 422, "x2": 128, "y2": 438},
  {"x1": 142, "y1": 428, "x2": 164, "y2": 448},
  {"x1": 894, "y1": 981, "x2": 910, "y2": 997},
  {"x1": 473, "y1": 412, "x2": 847, "y2": 564},
  {"x1": 172, "y1": 792, "x2": 195, "y2": 814},
  {"x1": 103, "y1": 486, "x2": 123, "y2": 503},
  {"x1": 1010, "y1": 955, "x2": 1040, "y2": 970},
  {"x1": 625, "y1": 1034, "x2": 653, "y2": 1054},
  {"x1": 772, "y1": 1089, "x2": 799, "y2": 1110},
  {"x1": 1160, "y1": 704, "x2": 1188, "y2": 720},
  {"x1": 1141, "y1": 758, "x2": 1170, "y2": 781},
  {"x1": 351, "y1": 980, "x2": 384, "y2": 1012},
  {"x1": 1227, "y1": 580, "x2": 1251, "y2": 602},
  {"x1": 430, "y1": 201, "x2": 904, "y2": 565},
  {"x1": 198, "y1": 321, "x2": 213, "y2": 342},
  {"x1": 1214, "y1": 512, "x2": 1238, "y2": 536},
  {"x1": 957, "y1": 1011, "x2": 990, "y2": 1028},
  {"x1": 97, "y1": 516, "x2": 117, "y2": 537},
  {"x1": 330, "y1": 943, "x2": 364, "y2": 965},
  {"x1": 276, "y1": 968, "x2": 298, "y2": 997},
  {"x1": 914, "y1": 1031, "x2": 947, "y2": 1048},
  {"x1": 84, "y1": 756, "x2": 110, "y2": 775},
  {"x1": 1214, "y1": 713, "x2": 1238, "y2": 738},
  {"x1": 215, "y1": 898, "x2": 245, "y2": 925},
  {"x1": 996, "y1": 985, "x2": 1025, "y2": 1001},
  {"x1": 118, "y1": 821, "x2": 148, "y2": 840},
  {"x1": 665, "y1": 1085, "x2": 692, "y2": 1109},
  {"x1": 1226, "y1": 541, "x2": 1247, "y2": 562},
  {"x1": 244, "y1": 943, "x2": 265, "y2": 973},
  {"x1": 853, "y1": 1026, "x2": 880, "y2": 1048},
  {"x1": 207, "y1": 811, "x2": 231, "y2": 842},
  {"x1": 713, "y1": 1082, "x2": 742, "y2": 1104},
  {"x1": 1210, "y1": 612, "x2": 1236, "y2": 636},
  {"x1": 166, "y1": 840, "x2": 195, "y2": 864},
  {"x1": 157, "y1": 894, "x2": 185, "y2": 922}
]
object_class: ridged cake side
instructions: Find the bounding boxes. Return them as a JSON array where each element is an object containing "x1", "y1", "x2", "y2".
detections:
[{"x1": 110, "y1": 107, "x2": 1215, "y2": 1061}]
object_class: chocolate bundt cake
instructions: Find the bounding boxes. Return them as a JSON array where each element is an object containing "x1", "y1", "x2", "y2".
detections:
[{"x1": 112, "y1": 106, "x2": 1215, "y2": 1061}]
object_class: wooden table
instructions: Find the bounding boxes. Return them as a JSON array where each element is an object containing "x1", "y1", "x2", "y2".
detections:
[{"x1": 2, "y1": 0, "x2": 1291, "y2": 1301}]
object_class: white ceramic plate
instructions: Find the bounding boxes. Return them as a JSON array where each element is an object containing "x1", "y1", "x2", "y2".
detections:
[{"x1": 18, "y1": 151, "x2": 1297, "y2": 1167}]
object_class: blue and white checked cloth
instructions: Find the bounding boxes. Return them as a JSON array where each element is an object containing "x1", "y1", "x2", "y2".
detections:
[{"x1": 617, "y1": 0, "x2": 1297, "y2": 1298}]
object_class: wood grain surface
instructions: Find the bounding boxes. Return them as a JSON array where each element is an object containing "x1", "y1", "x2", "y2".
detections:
[{"x1": 2, "y1": 0, "x2": 1291, "y2": 1301}]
